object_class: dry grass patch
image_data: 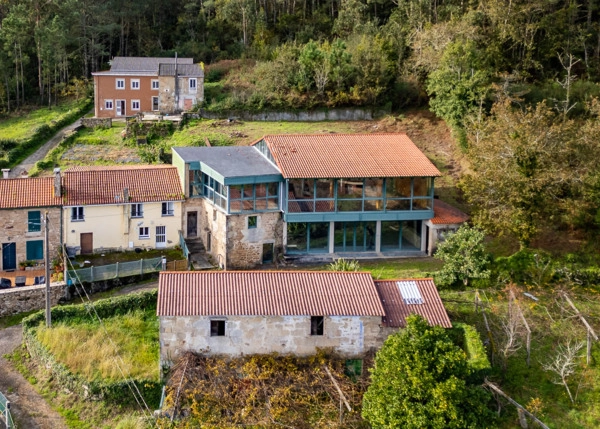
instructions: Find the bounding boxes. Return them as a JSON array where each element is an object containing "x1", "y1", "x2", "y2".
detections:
[{"x1": 36, "y1": 309, "x2": 159, "y2": 382}]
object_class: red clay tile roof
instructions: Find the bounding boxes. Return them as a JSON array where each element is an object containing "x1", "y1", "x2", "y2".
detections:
[
  {"x1": 157, "y1": 271, "x2": 386, "y2": 317},
  {"x1": 431, "y1": 199, "x2": 469, "y2": 225},
  {"x1": 375, "y1": 278, "x2": 452, "y2": 328},
  {"x1": 255, "y1": 134, "x2": 441, "y2": 179},
  {"x1": 0, "y1": 177, "x2": 62, "y2": 209},
  {"x1": 63, "y1": 166, "x2": 183, "y2": 206}
]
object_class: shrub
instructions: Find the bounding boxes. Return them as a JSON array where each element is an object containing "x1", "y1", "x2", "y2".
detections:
[{"x1": 327, "y1": 258, "x2": 361, "y2": 272}]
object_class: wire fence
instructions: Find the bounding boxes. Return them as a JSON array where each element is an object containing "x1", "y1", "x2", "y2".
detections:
[
  {"x1": 0, "y1": 390, "x2": 15, "y2": 429},
  {"x1": 67, "y1": 257, "x2": 188, "y2": 284}
]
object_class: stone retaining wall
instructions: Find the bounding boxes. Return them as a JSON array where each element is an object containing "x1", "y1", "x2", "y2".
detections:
[
  {"x1": 82, "y1": 117, "x2": 112, "y2": 128},
  {"x1": 0, "y1": 283, "x2": 66, "y2": 317},
  {"x1": 190, "y1": 106, "x2": 390, "y2": 122}
]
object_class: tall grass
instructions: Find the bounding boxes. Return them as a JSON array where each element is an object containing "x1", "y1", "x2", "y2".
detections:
[{"x1": 36, "y1": 309, "x2": 159, "y2": 382}]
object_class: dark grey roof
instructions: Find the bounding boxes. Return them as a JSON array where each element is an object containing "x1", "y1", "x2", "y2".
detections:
[
  {"x1": 173, "y1": 147, "x2": 282, "y2": 180},
  {"x1": 110, "y1": 57, "x2": 193, "y2": 72},
  {"x1": 159, "y1": 63, "x2": 204, "y2": 77}
]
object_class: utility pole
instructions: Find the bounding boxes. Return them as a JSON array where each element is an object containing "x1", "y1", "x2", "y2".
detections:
[{"x1": 44, "y1": 211, "x2": 51, "y2": 328}]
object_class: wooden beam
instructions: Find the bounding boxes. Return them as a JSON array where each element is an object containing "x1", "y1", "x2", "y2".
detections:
[
  {"x1": 484, "y1": 380, "x2": 550, "y2": 429},
  {"x1": 323, "y1": 366, "x2": 351, "y2": 412},
  {"x1": 563, "y1": 293, "x2": 598, "y2": 341}
]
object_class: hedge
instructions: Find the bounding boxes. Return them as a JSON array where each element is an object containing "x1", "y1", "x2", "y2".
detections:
[
  {"x1": 22, "y1": 290, "x2": 162, "y2": 408},
  {"x1": 0, "y1": 98, "x2": 93, "y2": 169},
  {"x1": 450, "y1": 322, "x2": 491, "y2": 383}
]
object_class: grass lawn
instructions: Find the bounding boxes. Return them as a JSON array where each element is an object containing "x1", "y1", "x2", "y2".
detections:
[
  {"x1": 71, "y1": 247, "x2": 185, "y2": 266},
  {"x1": 35, "y1": 307, "x2": 159, "y2": 382},
  {"x1": 0, "y1": 99, "x2": 85, "y2": 141}
]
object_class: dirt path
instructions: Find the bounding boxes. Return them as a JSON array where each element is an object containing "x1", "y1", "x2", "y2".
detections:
[
  {"x1": 0, "y1": 326, "x2": 67, "y2": 429},
  {"x1": 8, "y1": 115, "x2": 86, "y2": 178}
]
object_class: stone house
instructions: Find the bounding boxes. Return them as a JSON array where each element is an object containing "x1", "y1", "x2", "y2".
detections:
[
  {"x1": 0, "y1": 172, "x2": 62, "y2": 270},
  {"x1": 61, "y1": 166, "x2": 184, "y2": 254},
  {"x1": 173, "y1": 134, "x2": 468, "y2": 269},
  {"x1": 424, "y1": 199, "x2": 470, "y2": 255},
  {"x1": 92, "y1": 57, "x2": 204, "y2": 118},
  {"x1": 157, "y1": 271, "x2": 451, "y2": 366}
]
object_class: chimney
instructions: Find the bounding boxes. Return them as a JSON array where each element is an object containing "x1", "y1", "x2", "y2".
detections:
[
  {"x1": 54, "y1": 168, "x2": 61, "y2": 197},
  {"x1": 123, "y1": 188, "x2": 129, "y2": 201},
  {"x1": 1, "y1": 169, "x2": 9, "y2": 179}
]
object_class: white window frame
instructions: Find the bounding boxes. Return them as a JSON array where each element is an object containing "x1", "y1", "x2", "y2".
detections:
[
  {"x1": 139, "y1": 227, "x2": 149, "y2": 239},
  {"x1": 131, "y1": 79, "x2": 140, "y2": 90},
  {"x1": 151, "y1": 80, "x2": 159, "y2": 90},
  {"x1": 189, "y1": 78, "x2": 197, "y2": 92},
  {"x1": 162, "y1": 201, "x2": 174, "y2": 216},
  {"x1": 131, "y1": 100, "x2": 140, "y2": 111},
  {"x1": 116, "y1": 78, "x2": 125, "y2": 89},
  {"x1": 105, "y1": 100, "x2": 113, "y2": 110},
  {"x1": 131, "y1": 203, "x2": 143, "y2": 218},
  {"x1": 71, "y1": 206, "x2": 84, "y2": 221},
  {"x1": 156, "y1": 226, "x2": 166, "y2": 248}
]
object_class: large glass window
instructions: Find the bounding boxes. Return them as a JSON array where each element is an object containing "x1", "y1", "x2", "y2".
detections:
[
  {"x1": 381, "y1": 220, "x2": 422, "y2": 251},
  {"x1": 334, "y1": 222, "x2": 376, "y2": 252},
  {"x1": 229, "y1": 182, "x2": 279, "y2": 213},
  {"x1": 200, "y1": 172, "x2": 227, "y2": 210},
  {"x1": 286, "y1": 222, "x2": 329, "y2": 253}
]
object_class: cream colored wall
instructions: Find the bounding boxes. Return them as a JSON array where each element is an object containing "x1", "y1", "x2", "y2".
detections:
[
  {"x1": 63, "y1": 201, "x2": 182, "y2": 252},
  {"x1": 159, "y1": 314, "x2": 384, "y2": 367}
]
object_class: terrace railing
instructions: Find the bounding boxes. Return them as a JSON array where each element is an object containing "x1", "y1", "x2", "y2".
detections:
[
  {"x1": 0, "y1": 390, "x2": 15, "y2": 429},
  {"x1": 67, "y1": 257, "x2": 188, "y2": 284}
]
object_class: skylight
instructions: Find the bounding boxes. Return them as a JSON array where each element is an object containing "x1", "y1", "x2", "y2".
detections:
[{"x1": 397, "y1": 281, "x2": 424, "y2": 305}]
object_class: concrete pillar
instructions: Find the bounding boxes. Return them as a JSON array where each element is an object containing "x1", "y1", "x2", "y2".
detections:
[
  {"x1": 375, "y1": 221, "x2": 381, "y2": 253},
  {"x1": 329, "y1": 221, "x2": 335, "y2": 254}
]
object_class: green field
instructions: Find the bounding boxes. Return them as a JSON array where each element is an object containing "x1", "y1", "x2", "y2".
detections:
[{"x1": 0, "y1": 100, "x2": 85, "y2": 141}]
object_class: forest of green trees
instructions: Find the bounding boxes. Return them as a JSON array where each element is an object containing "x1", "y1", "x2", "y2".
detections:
[{"x1": 3, "y1": 0, "x2": 600, "y2": 113}]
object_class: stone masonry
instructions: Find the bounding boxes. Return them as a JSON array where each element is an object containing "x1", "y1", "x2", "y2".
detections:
[
  {"x1": 226, "y1": 211, "x2": 283, "y2": 269},
  {"x1": 160, "y1": 314, "x2": 384, "y2": 367},
  {"x1": 0, "y1": 207, "x2": 62, "y2": 266},
  {"x1": 0, "y1": 283, "x2": 66, "y2": 317}
]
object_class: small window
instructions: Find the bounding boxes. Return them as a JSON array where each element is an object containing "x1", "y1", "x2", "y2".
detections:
[
  {"x1": 116, "y1": 79, "x2": 125, "y2": 89},
  {"x1": 248, "y1": 216, "x2": 257, "y2": 229},
  {"x1": 28, "y1": 211, "x2": 41, "y2": 232},
  {"x1": 105, "y1": 100, "x2": 114, "y2": 110},
  {"x1": 131, "y1": 79, "x2": 140, "y2": 89},
  {"x1": 311, "y1": 316, "x2": 324, "y2": 336},
  {"x1": 131, "y1": 100, "x2": 140, "y2": 110},
  {"x1": 71, "y1": 206, "x2": 84, "y2": 221},
  {"x1": 189, "y1": 78, "x2": 197, "y2": 91},
  {"x1": 131, "y1": 204, "x2": 143, "y2": 218},
  {"x1": 213, "y1": 210, "x2": 217, "y2": 221},
  {"x1": 139, "y1": 227, "x2": 149, "y2": 239},
  {"x1": 162, "y1": 202, "x2": 174, "y2": 216},
  {"x1": 26, "y1": 240, "x2": 44, "y2": 260},
  {"x1": 151, "y1": 80, "x2": 159, "y2": 90},
  {"x1": 210, "y1": 320, "x2": 225, "y2": 336}
]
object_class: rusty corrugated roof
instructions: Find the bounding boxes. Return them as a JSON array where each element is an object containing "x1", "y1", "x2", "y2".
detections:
[
  {"x1": 157, "y1": 271, "x2": 386, "y2": 317},
  {"x1": 0, "y1": 177, "x2": 62, "y2": 209},
  {"x1": 431, "y1": 199, "x2": 469, "y2": 225},
  {"x1": 375, "y1": 278, "x2": 452, "y2": 328},
  {"x1": 256, "y1": 134, "x2": 441, "y2": 179},
  {"x1": 63, "y1": 166, "x2": 183, "y2": 206}
]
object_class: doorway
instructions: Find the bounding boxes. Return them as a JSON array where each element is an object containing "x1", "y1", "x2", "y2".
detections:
[
  {"x1": 262, "y1": 243, "x2": 274, "y2": 263},
  {"x1": 116, "y1": 100, "x2": 125, "y2": 116},
  {"x1": 2, "y1": 242, "x2": 16, "y2": 270},
  {"x1": 156, "y1": 226, "x2": 166, "y2": 248},
  {"x1": 187, "y1": 211, "x2": 198, "y2": 237},
  {"x1": 80, "y1": 233, "x2": 93, "y2": 255}
]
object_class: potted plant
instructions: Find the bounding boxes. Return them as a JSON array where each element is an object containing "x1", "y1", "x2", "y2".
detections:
[{"x1": 19, "y1": 261, "x2": 27, "y2": 270}]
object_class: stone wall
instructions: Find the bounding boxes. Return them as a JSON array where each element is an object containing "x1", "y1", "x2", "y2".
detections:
[
  {"x1": 160, "y1": 314, "x2": 384, "y2": 367},
  {"x1": 82, "y1": 117, "x2": 112, "y2": 128},
  {"x1": 0, "y1": 207, "x2": 62, "y2": 266},
  {"x1": 0, "y1": 283, "x2": 66, "y2": 317},
  {"x1": 226, "y1": 211, "x2": 283, "y2": 269},
  {"x1": 195, "y1": 107, "x2": 392, "y2": 122}
]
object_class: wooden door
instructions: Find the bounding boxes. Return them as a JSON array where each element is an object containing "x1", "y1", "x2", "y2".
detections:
[
  {"x1": 80, "y1": 233, "x2": 93, "y2": 255},
  {"x1": 2, "y1": 242, "x2": 16, "y2": 270},
  {"x1": 184, "y1": 98, "x2": 193, "y2": 110},
  {"x1": 187, "y1": 211, "x2": 198, "y2": 237}
]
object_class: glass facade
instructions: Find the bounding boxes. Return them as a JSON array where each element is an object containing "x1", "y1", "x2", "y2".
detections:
[
  {"x1": 287, "y1": 222, "x2": 329, "y2": 254},
  {"x1": 380, "y1": 220, "x2": 422, "y2": 251},
  {"x1": 189, "y1": 170, "x2": 280, "y2": 214},
  {"x1": 334, "y1": 222, "x2": 376, "y2": 252},
  {"x1": 287, "y1": 177, "x2": 433, "y2": 213}
]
